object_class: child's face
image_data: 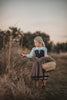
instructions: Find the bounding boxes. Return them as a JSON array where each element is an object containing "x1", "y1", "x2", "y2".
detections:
[{"x1": 34, "y1": 40, "x2": 42, "y2": 47}]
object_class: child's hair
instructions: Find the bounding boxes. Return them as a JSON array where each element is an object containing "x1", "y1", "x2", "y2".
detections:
[{"x1": 34, "y1": 36, "x2": 45, "y2": 47}]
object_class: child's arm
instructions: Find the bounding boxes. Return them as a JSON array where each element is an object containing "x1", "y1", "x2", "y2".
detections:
[{"x1": 19, "y1": 47, "x2": 35, "y2": 58}]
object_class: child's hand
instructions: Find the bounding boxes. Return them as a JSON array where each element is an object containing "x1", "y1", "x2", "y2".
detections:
[
  {"x1": 18, "y1": 53, "x2": 26, "y2": 57},
  {"x1": 44, "y1": 55, "x2": 49, "y2": 58},
  {"x1": 22, "y1": 54, "x2": 26, "y2": 57}
]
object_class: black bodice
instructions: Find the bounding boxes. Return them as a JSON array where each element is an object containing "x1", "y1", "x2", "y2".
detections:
[{"x1": 35, "y1": 50, "x2": 44, "y2": 58}]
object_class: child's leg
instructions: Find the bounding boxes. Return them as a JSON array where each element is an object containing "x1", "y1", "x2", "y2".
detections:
[
  {"x1": 43, "y1": 80, "x2": 46, "y2": 86},
  {"x1": 35, "y1": 80, "x2": 39, "y2": 87}
]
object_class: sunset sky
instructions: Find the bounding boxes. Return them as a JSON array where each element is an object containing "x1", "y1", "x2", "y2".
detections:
[{"x1": 0, "y1": 0, "x2": 67, "y2": 44}]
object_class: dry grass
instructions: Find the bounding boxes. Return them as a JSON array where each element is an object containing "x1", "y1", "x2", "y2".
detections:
[{"x1": 0, "y1": 43, "x2": 67, "y2": 100}]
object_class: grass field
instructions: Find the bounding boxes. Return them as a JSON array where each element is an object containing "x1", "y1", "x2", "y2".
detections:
[{"x1": 0, "y1": 45, "x2": 67, "y2": 100}]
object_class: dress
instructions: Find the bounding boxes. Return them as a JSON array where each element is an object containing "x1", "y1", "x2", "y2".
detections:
[{"x1": 26, "y1": 47, "x2": 49, "y2": 80}]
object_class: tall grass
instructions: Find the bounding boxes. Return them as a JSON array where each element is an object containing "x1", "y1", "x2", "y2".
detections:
[{"x1": 0, "y1": 43, "x2": 67, "y2": 100}]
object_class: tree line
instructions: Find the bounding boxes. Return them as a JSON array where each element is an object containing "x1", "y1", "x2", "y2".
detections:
[{"x1": 0, "y1": 27, "x2": 67, "y2": 53}]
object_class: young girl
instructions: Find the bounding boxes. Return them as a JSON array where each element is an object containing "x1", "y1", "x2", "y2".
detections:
[{"x1": 19, "y1": 36, "x2": 49, "y2": 88}]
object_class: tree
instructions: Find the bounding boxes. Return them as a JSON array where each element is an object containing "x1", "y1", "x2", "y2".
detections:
[{"x1": 22, "y1": 31, "x2": 50, "y2": 49}]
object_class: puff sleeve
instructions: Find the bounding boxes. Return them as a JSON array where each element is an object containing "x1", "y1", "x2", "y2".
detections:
[{"x1": 44, "y1": 47, "x2": 47, "y2": 56}]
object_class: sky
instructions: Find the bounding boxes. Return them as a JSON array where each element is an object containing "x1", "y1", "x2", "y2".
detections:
[{"x1": 0, "y1": 0, "x2": 67, "y2": 44}]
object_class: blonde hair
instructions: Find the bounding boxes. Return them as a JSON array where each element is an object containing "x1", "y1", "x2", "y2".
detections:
[{"x1": 34, "y1": 36, "x2": 45, "y2": 47}]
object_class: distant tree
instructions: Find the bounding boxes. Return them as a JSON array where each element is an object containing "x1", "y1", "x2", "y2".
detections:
[
  {"x1": 0, "y1": 27, "x2": 23, "y2": 72},
  {"x1": 0, "y1": 27, "x2": 67, "y2": 53},
  {"x1": 46, "y1": 41, "x2": 54, "y2": 52},
  {"x1": 22, "y1": 31, "x2": 50, "y2": 50},
  {"x1": 53, "y1": 42, "x2": 67, "y2": 53},
  {"x1": 0, "y1": 31, "x2": 7, "y2": 50}
]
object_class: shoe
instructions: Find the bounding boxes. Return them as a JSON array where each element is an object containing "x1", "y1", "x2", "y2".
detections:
[
  {"x1": 42, "y1": 85, "x2": 46, "y2": 88},
  {"x1": 35, "y1": 85, "x2": 38, "y2": 88}
]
